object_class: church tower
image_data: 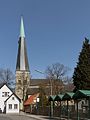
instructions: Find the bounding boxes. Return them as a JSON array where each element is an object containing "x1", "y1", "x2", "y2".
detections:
[{"x1": 15, "y1": 17, "x2": 30, "y2": 109}]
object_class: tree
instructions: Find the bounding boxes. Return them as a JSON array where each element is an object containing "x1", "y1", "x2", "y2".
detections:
[
  {"x1": 45, "y1": 63, "x2": 69, "y2": 95},
  {"x1": 39, "y1": 84, "x2": 48, "y2": 107},
  {"x1": 73, "y1": 38, "x2": 90, "y2": 91},
  {"x1": 63, "y1": 76, "x2": 74, "y2": 92},
  {"x1": 0, "y1": 68, "x2": 15, "y2": 89},
  {"x1": 45, "y1": 63, "x2": 69, "y2": 79}
]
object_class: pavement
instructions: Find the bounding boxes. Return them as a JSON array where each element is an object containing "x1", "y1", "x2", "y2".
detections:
[
  {"x1": 20, "y1": 112, "x2": 90, "y2": 120},
  {"x1": 19, "y1": 111, "x2": 48, "y2": 120},
  {"x1": 19, "y1": 111, "x2": 67, "y2": 120}
]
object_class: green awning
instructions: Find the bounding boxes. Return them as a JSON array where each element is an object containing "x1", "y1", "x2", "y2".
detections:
[
  {"x1": 62, "y1": 92, "x2": 74, "y2": 100},
  {"x1": 54, "y1": 94, "x2": 64, "y2": 101},
  {"x1": 48, "y1": 90, "x2": 90, "y2": 101},
  {"x1": 73, "y1": 90, "x2": 90, "y2": 100},
  {"x1": 48, "y1": 95, "x2": 56, "y2": 101}
]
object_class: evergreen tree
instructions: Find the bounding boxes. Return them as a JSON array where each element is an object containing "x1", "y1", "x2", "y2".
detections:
[
  {"x1": 39, "y1": 85, "x2": 48, "y2": 107},
  {"x1": 73, "y1": 38, "x2": 90, "y2": 91}
]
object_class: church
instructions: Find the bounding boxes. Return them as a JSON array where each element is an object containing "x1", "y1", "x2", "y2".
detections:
[
  {"x1": 15, "y1": 17, "x2": 31, "y2": 110},
  {"x1": 15, "y1": 17, "x2": 64, "y2": 111}
]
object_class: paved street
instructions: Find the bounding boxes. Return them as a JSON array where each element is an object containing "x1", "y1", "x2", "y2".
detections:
[{"x1": 0, "y1": 114, "x2": 39, "y2": 120}]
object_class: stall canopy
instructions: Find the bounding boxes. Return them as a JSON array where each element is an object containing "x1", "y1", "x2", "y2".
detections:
[
  {"x1": 48, "y1": 95, "x2": 56, "y2": 101},
  {"x1": 62, "y1": 92, "x2": 74, "y2": 101},
  {"x1": 54, "y1": 94, "x2": 64, "y2": 101},
  {"x1": 48, "y1": 90, "x2": 90, "y2": 101},
  {"x1": 73, "y1": 90, "x2": 90, "y2": 100}
]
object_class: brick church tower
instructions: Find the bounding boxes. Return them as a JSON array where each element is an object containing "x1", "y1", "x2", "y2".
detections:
[{"x1": 15, "y1": 17, "x2": 30, "y2": 110}]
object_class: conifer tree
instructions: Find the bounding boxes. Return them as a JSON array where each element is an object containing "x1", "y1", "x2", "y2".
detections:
[
  {"x1": 39, "y1": 85, "x2": 48, "y2": 107},
  {"x1": 73, "y1": 38, "x2": 90, "y2": 91}
]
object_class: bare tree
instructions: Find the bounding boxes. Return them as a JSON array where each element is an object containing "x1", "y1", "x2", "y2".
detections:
[
  {"x1": 45, "y1": 63, "x2": 69, "y2": 79},
  {"x1": 63, "y1": 76, "x2": 74, "y2": 92},
  {"x1": 45, "y1": 63, "x2": 70, "y2": 95},
  {"x1": 0, "y1": 68, "x2": 15, "y2": 89}
]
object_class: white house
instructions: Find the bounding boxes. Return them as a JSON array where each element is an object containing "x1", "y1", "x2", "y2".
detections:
[
  {"x1": 0, "y1": 83, "x2": 20, "y2": 114},
  {"x1": 5, "y1": 93, "x2": 20, "y2": 114}
]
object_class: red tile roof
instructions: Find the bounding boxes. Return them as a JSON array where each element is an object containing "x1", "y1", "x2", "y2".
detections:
[{"x1": 24, "y1": 93, "x2": 39, "y2": 106}]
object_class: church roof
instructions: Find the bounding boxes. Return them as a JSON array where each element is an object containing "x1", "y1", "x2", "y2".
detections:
[
  {"x1": 26, "y1": 88, "x2": 40, "y2": 95},
  {"x1": 27, "y1": 87, "x2": 51, "y2": 96},
  {"x1": 16, "y1": 17, "x2": 29, "y2": 71},
  {"x1": 30, "y1": 79, "x2": 50, "y2": 86}
]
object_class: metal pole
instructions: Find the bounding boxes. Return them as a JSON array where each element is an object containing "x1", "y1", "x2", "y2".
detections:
[
  {"x1": 88, "y1": 97, "x2": 90, "y2": 119},
  {"x1": 67, "y1": 100, "x2": 69, "y2": 120},
  {"x1": 51, "y1": 84, "x2": 52, "y2": 96},
  {"x1": 77, "y1": 100, "x2": 79, "y2": 120},
  {"x1": 36, "y1": 100, "x2": 38, "y2": 114},
  {"x1": 50, "y1": 79, "x2": 54, "y2": 117},
  {"x1": 60, "y1": 101, "x2": 61, "y2": 120},
  {"x1": 50, "y1": 101, "x2": 53, "y2": 117}
]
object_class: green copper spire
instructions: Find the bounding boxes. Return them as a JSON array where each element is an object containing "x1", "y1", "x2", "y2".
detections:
[{"x1": 20, "y1": 16, "x2": 25, "y2": 37}]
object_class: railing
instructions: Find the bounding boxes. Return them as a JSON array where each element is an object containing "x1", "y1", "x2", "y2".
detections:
[{"x1": 24, "y1": 105, "x2": 89, "y2": 120}]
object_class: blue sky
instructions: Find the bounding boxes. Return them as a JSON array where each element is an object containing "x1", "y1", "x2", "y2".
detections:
[{"x1": 0, "y1": 0, "x2": 90, "y2": 78}]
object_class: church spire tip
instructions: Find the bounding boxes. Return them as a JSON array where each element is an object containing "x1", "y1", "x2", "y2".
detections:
[{"x1": 20, "y1": 16, "x2": 25, "y2": 37}]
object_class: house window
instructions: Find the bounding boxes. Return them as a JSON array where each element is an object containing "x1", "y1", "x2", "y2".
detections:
[
  {"x1": 8, "y1": 104, "x2": 12, "y2": 109},
  {"x1": 2, "y1": 92, "x2": 4, "y2": 97},
  {"x1": 8, "y1": 92, "x2": 9, "y2": 97},
  {"x1": 12, "y1": 97, "x2": 14, "y2": 100},
  {"x1": 14, "y1": 104, "x2": 18, "y2": 109},
  {"x1": 5, "y1": 92, "x2": 8, "y2": 97},
  {"x1": 2, "y1": 92, "x2": 9, "y2": 97}
]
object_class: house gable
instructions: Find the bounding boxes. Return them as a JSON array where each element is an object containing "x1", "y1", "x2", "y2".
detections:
[
  {"x1": 0, "y1": 84, "x2": 13, "y2": 112},
  {"x1": 0, "y1": 84, "x2": 13, "y2": 98},
  {"x1": 5, "y1": 94, "x2": 20, "y2": 113},
  {"x1": 5, "y1": 93, "x2": 21, "y2": 103},
  {"x1": 0, "y1": 83, "x2": 20, "y2": 113}
]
